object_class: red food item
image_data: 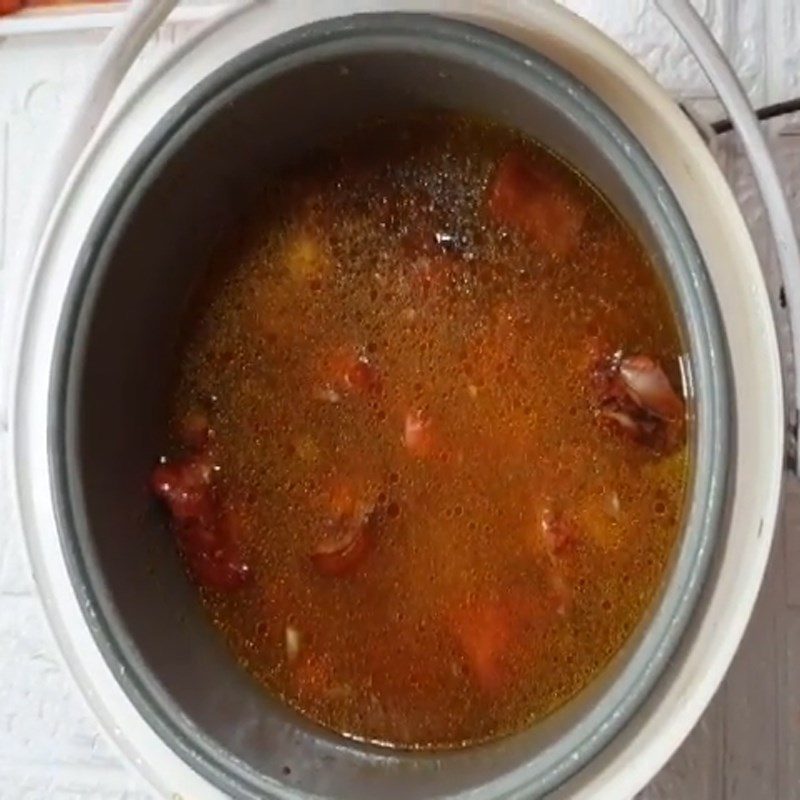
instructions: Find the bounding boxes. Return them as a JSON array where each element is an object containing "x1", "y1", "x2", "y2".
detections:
[
  {"x1": 403, "y1": 409, "x2": 435, "y2": 458},
  {"x1": 176, "y1": 519, "x2": 219, "y2": 557},
  {"x1": 344, "y1": 356, "x2": 380, "y2": 393},
  {"x1": 310, "y1": 514, "x2": 372, "y2": 577},
  {"x1": 0, "y1": 0, "x2": 23, "y2": 16},
  {"x1": 590, "y1": 349, "x2": 625, "y2": 403},
  {"x1": 316, "y1": 348, "x2": 380, "y2": 401},
  {"x1": 27, "y1": 0, "x2": 111, "y2": 5},
  {"x1": 619, "y1": 355, "x2": 684, "y2": 421},
  {"x1": 186, "y1": 546, "x2": 251, "y2": 591},
  {"x1": 598, "y1": 404, "x2": 662, "y2": 444},
  {"x1": 151, "y1": 454, "x2": 214, "y2": 523},
  {"x1": 2, "y1": 0, "x2": 111, "y2": 13},
  {"x1": 453, "y1": 589, "x2": 566, "y2": 685},
  {"x1": 486, "y1": 150, "x2": 585, "y2": 258},
  {"x1": 591, "y1": 350, "x2": 684, "y2": 451},
  {"x1": 151, "y1": 451, "x2": 252, "y2": 590},
  {"x1": 451, "y1": 601, "x2": 514, "y2": 693},
  {"x1": 180, "y1": 511, "x2": 252, "y2": 591},
  {"x1": 540, "y1": 508, "x2": 577, "y2": 559},
  {"x1": 178, "y1": 409, "x2": 212, "y2": 450},
  {"x1": 309, "y1": 477, "x2": 377, "y2": 577}
]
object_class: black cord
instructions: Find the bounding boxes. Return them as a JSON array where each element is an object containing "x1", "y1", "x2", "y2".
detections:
[{"x1": 711, "y1": 97, "x2": 800, "y2": 134}]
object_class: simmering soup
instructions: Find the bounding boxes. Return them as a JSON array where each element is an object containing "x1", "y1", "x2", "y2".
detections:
[{"x1": 151, "y1": 114, "x2": 688, "y2": 748}]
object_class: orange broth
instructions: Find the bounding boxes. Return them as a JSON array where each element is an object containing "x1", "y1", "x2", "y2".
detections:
[{"x1": 155, "y1": 114, "x2": 688, "y2": 748}]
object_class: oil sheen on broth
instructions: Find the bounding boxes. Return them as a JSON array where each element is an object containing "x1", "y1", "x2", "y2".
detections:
[{"x1": 151, "y1": 114, "x2": 688, "y2": 749}]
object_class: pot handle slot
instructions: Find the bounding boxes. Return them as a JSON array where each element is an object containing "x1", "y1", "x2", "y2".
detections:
[{"x1": 657, "y1": 0, "x2": 800, "y2": 475}]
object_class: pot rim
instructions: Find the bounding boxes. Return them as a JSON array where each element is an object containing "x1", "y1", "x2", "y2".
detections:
[{"x1": 48, "y1": 12, "x2": 729, "y2": 800}]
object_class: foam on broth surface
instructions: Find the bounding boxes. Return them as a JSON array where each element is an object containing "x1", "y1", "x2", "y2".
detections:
[{"x1": 160, "y1": 114, "x2": 687, "y2": 748}]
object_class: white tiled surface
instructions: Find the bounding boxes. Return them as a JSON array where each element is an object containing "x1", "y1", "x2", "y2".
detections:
[{"x1": 1, "y1": 1, "x2": 799, "y2": 797}]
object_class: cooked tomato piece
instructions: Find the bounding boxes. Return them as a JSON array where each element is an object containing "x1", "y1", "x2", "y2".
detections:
[
  {"x1": 151, "y1": 455, "x2": 214, "y2": 523},
  {"x1": 344, "y1": 356, "x2": 380, "y2": 393},
  {"x1": 0, "y1": 0, "x2": 23, "y2": 15},
  {"x1": 178, "y1": 409, "x2": 212, "y2": 450},
  {"x1": 176, "y1": 520, "x2": 219, "y2": 557},
  {"x1": 310, "y1": 516, "x2": 372, "y2": 577},
  {"x1": 217, "y1": 504, "x2": 249, "y2": 543},
  {"x1": 451, "y1": 601, "x2": 513, "y2": 693},
  {"x1": 486, "y1": 150, "x2": 585, "y2": 257},
  {"x1": 178, "y1": 506, "x2": 251, "y2": 590},
  {"x1": 186, "y1": 546, "x2": 251, "y2": 590},
  {"x1": 309, "y1": 477, "x2": 377, "y2": 576}
]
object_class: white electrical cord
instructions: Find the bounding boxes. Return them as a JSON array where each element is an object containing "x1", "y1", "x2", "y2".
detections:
[
  {"x1": 657, "y1": 0, "x2": 800, "y2": 469},
  {"x1": 24, "y1": 0, "x2": 180, "y2": 272},
  {"x1": 3, "y1": 1, "x2": 261, "y2": 433},
  {"x1": 1, "y1": 0, "x2": 177, "y2": 428}
]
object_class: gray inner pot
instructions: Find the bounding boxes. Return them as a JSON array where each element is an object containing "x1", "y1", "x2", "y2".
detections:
[{"x1": 50, "y1": 13, "x2": 729, "y2": 800}]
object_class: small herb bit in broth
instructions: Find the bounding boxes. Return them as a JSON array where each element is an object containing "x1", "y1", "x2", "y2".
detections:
[
  {"x1": 403, "y1": 409, "x2": 436, "y2": 459},
  {"x1": 151, "y1": 113, "x2": 688, "y2": 748},
  {"x1": 285, "y1": 626, "x2": 302, "y2": 663}
]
